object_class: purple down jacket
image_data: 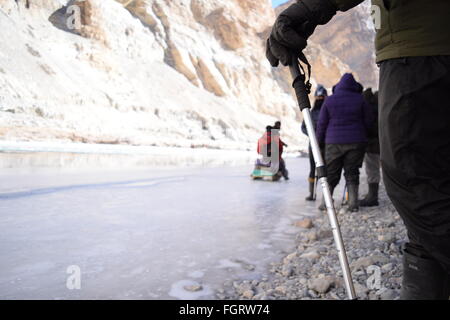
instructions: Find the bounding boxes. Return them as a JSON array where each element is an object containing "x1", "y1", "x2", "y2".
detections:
[{"x1": 316, "y1": 73, "x2": 373, "y2": 144}]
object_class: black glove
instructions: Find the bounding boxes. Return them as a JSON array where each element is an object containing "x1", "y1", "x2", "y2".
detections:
[{"x1": 266, "y1": 0, "x2": 337, "y2": 67}]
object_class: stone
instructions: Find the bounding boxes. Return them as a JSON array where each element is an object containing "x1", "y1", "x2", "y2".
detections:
[
  {"x1": 378, "y1": 288, "x2": 397, "y2": 300},
  {"x1": 275, "y1": 286, "x2": 287, "y2": 295},
  {"x1": 317, "y1": 229, "x2": 333, "y2": 240},
  {"x1": 300, "y1": 250, "x2": 320, "y2": 261},
  {"x1": 294, "y1": 218, "x2": 314, "y2": 229},
  {"x1": 281, "y1": 265, "x2": 294, "y2": 277},
  {"x1": 242, "y1": 289, "x2": 254, "y2": 299},
  {"x1": 354, "y1": 282, "x2": 369, "y2": 298},
  {"x1": 306, "y1": 231, "x2": 318, "y2": 242},
  {"x1": 253, "y1": 293, "x2": 267, "y2": 300},
  {"x1": 243, "y1": 263, "x2": 256, "y2": 271},
  {"x1": 283, "y1": 253, "x2": 297, "y2": 265},
  {"x1": 184, "y1": 284, "x2": 203, "y2": 292},
  {"x1": 308, "y1": 277, "x2": 335, "y2": 294},
  {"x1": 351, "y1": 254, "x2": 389, "y2": 270},
  {"x1": 378, "y1": 233, "x2": 395, "y2": 243},
  {"x1": 381, "y1": 263, "x2": 394, "y2": 273}
]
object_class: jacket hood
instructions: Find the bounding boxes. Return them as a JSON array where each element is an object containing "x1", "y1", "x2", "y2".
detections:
[{"x1": 334, "y1": 73, "x2": 363, "y2": 94}]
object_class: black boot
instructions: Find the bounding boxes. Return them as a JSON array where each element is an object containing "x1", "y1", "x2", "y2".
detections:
[
  {"x1": 400, "y1": 248, "x2": 450, "y2": 300},
  {"x1": 359, "y1": 183, "x2": 379, "y2": 207},
  {"x1": 305, "y1": 178, "x2": 316, "y2": 201},
  {"x1": 347, "y1": 184, "x2": 359, "y2": 212}
]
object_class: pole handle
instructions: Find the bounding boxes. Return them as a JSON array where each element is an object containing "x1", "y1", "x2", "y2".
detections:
[{"x1": 289, "y1": 58, "x2": 311, "y2": 112}]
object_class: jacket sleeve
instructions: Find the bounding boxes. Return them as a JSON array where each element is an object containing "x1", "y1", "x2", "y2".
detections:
[
  {"x1": 316, "y1": 102, "x2": 330, "y2": 144},
  {"x1": 329, "y1": 0, "x2": 364, "y2": 11}
]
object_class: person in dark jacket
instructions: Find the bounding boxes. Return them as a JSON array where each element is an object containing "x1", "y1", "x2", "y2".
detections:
[
  {"x1": 265, "y1": 0, "x2": 450, "y2": 300},
  {"x1": 316, "y1": 73, "x2": 373, "y2": 212},
  {"x1": 360, "y1": 88, "x2": 380, "y2": 207},
  {"x1": 302, "y1": 84, "x2": 328, "y2": 201}
]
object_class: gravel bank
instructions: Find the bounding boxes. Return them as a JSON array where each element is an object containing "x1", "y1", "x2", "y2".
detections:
[{"x1": 219, "y1": 183, "x2": 407, "y2": 300}]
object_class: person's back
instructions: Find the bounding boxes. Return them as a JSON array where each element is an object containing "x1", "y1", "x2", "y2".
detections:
[{"x1": 316, "y1": 73, "x2": 372, "y2": 145}]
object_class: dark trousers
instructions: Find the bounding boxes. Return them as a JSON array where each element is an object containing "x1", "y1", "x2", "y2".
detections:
[
  {"x1": 279, "y1": 158, "x2": 288, "y2": 178},
  {"x1": 325, "y1": 143, "x2": 366, "y2": 190},
  {"x1": 308, "y1": 144, "x2": 316, "y2": 179},
  {"x1": 379, "y1": 56, "x2": 450, "y2": 272}
]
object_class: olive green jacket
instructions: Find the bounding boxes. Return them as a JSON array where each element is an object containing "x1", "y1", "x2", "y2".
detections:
[{"x1": 331, "y1": 0, "x2": 450, "y2": 62}]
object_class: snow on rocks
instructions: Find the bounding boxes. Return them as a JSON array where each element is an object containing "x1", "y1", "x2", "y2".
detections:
[{"x1": 220, "y1": 184, "x2": 406, "y2": 300}]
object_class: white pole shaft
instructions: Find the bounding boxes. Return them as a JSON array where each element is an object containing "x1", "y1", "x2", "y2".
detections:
[{"x1": 302, "y1": 107, "x2": 357, "y2": 300}]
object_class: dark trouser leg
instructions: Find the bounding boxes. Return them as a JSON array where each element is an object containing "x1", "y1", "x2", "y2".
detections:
[
  {"x1": 364, "y1": 153, "x2": 381, "y2": 184},
  {"x1": 306, "y1": 144, "x2": 317, "y2": 200},
  {"x1": 325, "y1": 144, "x2": 344, "y2": 190},
  {"x1": 279, "y1": 158, "x2": 289, "y2": 180},
  {"x1": 360, "y1": 153, "x2": 380, "y2": 207},
  {"x1": 401, "y1": 232, "x2": 450, "y2": 300},
  {"x1": 342, "y1": 143, "x2": 366, "y2": 212},
  {"x1": 379, "y1": 56, "x2": 450, "y2": 298},
  {"x1": 342, "y1": 143, "x2": 366, "y2": 186},
  {"x1": 308, "y1": 144, "x2": 316, "y2": 179},
  {"x1": 319, "y1": 144, "x2": 343, "y2": 210}
]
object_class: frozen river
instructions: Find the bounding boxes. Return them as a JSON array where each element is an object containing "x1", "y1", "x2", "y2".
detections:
[{"x1": 0, "y1": 156, "x2": 323, "y2": 300}]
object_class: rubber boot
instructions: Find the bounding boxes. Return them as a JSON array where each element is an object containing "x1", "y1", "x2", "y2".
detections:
[
  {"x1": 347, "y1": 184, "x2": 359, "y2": 212},
  {"x1": 359, "y1": 183, "x2": 379, "y2": 207},
  {"x1": 305, "y1": 178, "x2": 316, "y2": 201},
  {"x1": 400, "y1": 248, "x2": 450, "y2": 300}
]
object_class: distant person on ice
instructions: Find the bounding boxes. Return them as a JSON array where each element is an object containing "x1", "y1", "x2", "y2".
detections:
[
  {"x1": 257, "y1": 125, "x2": 289, "y2": 180},
  {"x1": 272, "y1": 121, "x2": 289, "y2": 180},
  {"x1": 266, "y1": 0, "x2": 450, "y2": 299},
  {"x1": 273, "y1": 121, "x2": 288, "y2": 148},
  {"x1": 301, "y1": 84, "x2": 327, "y2": 201},
  {"x1": 360, "y1": 88, "x2": 381, "y2": 207},
  {"x1": 315, "y1": 73, "x2": 373, "y2": 212}
]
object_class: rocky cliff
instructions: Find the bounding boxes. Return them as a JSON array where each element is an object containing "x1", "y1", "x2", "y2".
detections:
[{"x1": 0, "y1": 0, "x2": 376, "y2": 152}]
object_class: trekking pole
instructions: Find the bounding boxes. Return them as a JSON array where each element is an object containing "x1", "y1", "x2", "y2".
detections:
[{"x1": 289, "y1": 53, "x2": 356, "y2": 300}]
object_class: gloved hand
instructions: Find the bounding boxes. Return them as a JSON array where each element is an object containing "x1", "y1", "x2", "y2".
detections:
[{"x1": 266, "y1": 0, "x2": 337, "y2": 67}]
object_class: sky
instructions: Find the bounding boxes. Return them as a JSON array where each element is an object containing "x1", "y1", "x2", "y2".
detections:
[{"x1": 271, "y1": 0, "x2": 290, "y2": 7}]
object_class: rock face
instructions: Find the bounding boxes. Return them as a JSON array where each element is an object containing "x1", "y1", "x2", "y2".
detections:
[{"x1": 0, "y1": 0, "x2": 376, "y2": 151}]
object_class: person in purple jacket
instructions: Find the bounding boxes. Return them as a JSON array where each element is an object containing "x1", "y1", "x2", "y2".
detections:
[{"x1": 316, "y1": 73, "x2": 373, "y2": 212}]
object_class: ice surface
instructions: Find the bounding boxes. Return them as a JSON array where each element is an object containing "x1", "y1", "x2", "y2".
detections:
[{"x1": 0, "y1": 156, "x2": 338, "y2": 299}]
